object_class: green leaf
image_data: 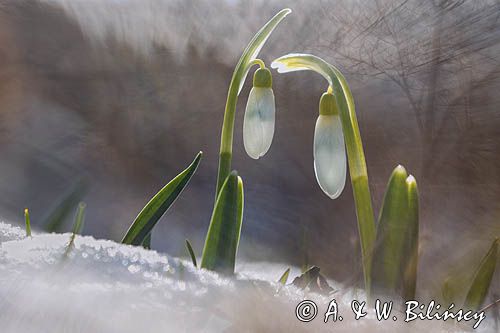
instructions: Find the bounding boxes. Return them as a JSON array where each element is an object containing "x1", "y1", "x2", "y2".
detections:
[
  {"x1": 24, "y1": 208, "x2": 32, "y2": 237},
  {"x1": 271, "y1": 53, "x2": 376, "y2": 295},
  {"x1": 371, "y1": 169, "x2": 419, "y2": 299},
  {"x1": 440, "y1": 266, "x2": 478, "y2": 305},
  {"x1": 142, "y1": 233, "x2": 151, "y2": 250},
  {"x1": 185, "y1": 239, "x2": 197, "y2": 268},
  {"x1": 43, "y1": 178, "x2": 87, "y2": 232},
  {"x1": 402, "y1": 175, "x2": 419, "y2": 299},
  {"x1": 201, "y1": 171, "x2": 244, "y2": 274},
  {"x1": 441, "y1": 277, "x2": 458, "y2": 305},
  {"x1": 464, "y1": 238, "x2": 499, "y2": 310},
  {"x1": 63, "y1": 202, "x2": 86, "y2": 257},
  {"x1": 71, "y1": 202, "x2": 86, "y2": 235},
  {"x1": 278, "y1": 268, "x2": 290, "y2": 285},
  {"x1": 122, "y1": 152, "x2": 202, "y2": 246}
]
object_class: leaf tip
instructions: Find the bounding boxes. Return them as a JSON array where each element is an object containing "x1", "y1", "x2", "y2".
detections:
[
  {"x1": 406, "y1": 174, "x2": 416, "y2": 184},
  {"x1": 394, "y1": 164, "x2": 407, "y2": 175},
  {"x1": 185, "y1": 239, "x2": 198, "y2": 268},
  {"x1": 278, "y1": 267, "x2": 290, "y2": 285},
  {"x1": 194, "y1": 151, "x2": 203, "y2": 163},
  {"x1": 406, "y1": 174, "x2": 418, "y2": 194}
]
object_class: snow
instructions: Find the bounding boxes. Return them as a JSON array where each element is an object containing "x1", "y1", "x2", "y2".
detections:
[{"x1": 0, "y1": 222, "x2": 493, "y2": 332}]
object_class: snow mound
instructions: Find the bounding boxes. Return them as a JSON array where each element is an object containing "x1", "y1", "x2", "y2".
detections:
[
  {"x1": 0, "y1": 223, "x2": 491, "y2": 332},
  {"x1": 0, "y1": 222, "x2": 26, "y2": 243}
]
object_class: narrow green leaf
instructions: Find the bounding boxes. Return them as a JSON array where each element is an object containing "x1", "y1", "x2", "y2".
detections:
[
  {"x1": 442, "y1": 277, "x2": 457, "y2": 305},
  {"x1": 440, "y1": 268, "x2": 477, "y2": 305},
  {"x1": 464, "y1": 238, "x2": 499, "y2": 310},
  {"x1": 185, "y1": 239, "x2": 197, "y2": 268},
  {"x1": 43, "y1": 178, "x2": 87, "y2": 232},
  {"x1": 64, "y1": 202, "x2": 86, "y2": 257},
  {"x1": 201, "y1": 171, "x2": 244, "y2": 274},
  {"x1": 278, "y1": 268, "x2": 290, "y2": 285},
  {"x1": 402, "y1": 175, "x2": 419, "y2": 300},
  {"x1": 371, "y1": 165, "x2": 409, "y2": 295},
  {"x1": 72, "y1": 202, "x2": 86, "y2": 234},
  {"x1": 122, "y1": 152, "x2": 202, "y2": 246},
  {"x1": 142, "y1": 233, "x2": 151, "y2": 250},
  {"x1": 24, "y1": 208, "x2": 32, "y2": 237}
]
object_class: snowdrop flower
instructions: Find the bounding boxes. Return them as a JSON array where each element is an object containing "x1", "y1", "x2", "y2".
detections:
[
  {"x1": 243, "y1": 67, "x2": 275, "y2": 159},
  {"x1": 314, "y1": 89, "x2": 346, "y2": 199}
]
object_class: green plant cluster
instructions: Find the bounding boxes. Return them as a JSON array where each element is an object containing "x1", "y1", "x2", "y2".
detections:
[{"x1": 20, "y1": 8, "x2": 498, "y2": 310}]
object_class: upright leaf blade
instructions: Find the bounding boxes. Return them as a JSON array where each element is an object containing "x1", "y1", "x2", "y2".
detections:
[
  {"x1": 464, "y1": 238, "x2": 499, "y2": 310},
  {"x1": 441, "y1": 276, "x2": 461, "y2": 305},
  {"x1": 24, "y1": 208, "x2": 32, "y2": 237},
  {"x1": 371, "y1": 165, "x2": 409, "y2": 295},
  {"x1": 278, "y1": 268, "x2": 290, "y2": 285},
  {"x1": 403, "y1": 175, "x2": 419, "y2": 299},
  {"x1": 142, "y1": 233, "x2": 151, "y2": 250},
  {"x1": 43, "y1": 178, "x2": 87, "y2": 232},
  {"x1": 63, "y1": 202, "x2": 86, "y2": 258},
  {"x1": 71, "y1": 202, "x2": 86, "y2": 235},
  {"x1": 122, "y1": 152, "x2": 202, "y2": 246},
  {"x1": 201, "y1": 171, "x2": 244, "y2": 274},
  {"x1": 185, "y1": 239, "x2": 197, "y2": 268}
]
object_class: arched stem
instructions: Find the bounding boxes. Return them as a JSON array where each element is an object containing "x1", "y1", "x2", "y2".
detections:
[
  {"x1": 215, "y1": 9, "x2": 291, "y2": 196},
  {"x1": 248, "y1": 59, "x2": 266, "y2": 69},
  {"x1": 271, "y1": 53, "x2": 376, "y2": 296}
]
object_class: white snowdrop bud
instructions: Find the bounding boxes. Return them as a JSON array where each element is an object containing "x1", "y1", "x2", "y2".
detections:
[
  {"x1": 314, "y1": 91, "x2": 346, "y2": 199},
  {"x1": 243, "y1": 68, "x2": 275, "y2": 159}
]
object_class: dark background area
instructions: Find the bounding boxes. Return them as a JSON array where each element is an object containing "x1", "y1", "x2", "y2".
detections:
[{"x1": 0, "y1": 0, "x2": 499, "y2": 297}]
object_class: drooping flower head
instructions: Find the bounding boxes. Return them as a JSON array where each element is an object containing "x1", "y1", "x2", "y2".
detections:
[
  {"x1": 243, "y1": 67, "x2": 276, "y2": 159},
  {"x1": 313, "y1": 89, "x2": 346, "y2": 199}
]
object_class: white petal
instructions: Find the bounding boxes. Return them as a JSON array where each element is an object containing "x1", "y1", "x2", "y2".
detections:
[
  {"x1": 243, "y1": 87, "x2": 275, "y2": 159},
  {"x1": 271, "y1": 53, "x2": 310, "y2": 73},
  {"x1": 314, "y1": 115, "x2": 346, "y2": 199}
]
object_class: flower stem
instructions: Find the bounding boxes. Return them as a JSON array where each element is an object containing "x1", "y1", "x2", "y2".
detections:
[
  {"x1": 271, "y1": 54, "x2": 376, "y2": 296},
  {"x1": 215, "y1": 8, "x2": 291, "y2": 196},
  {"x1": 248, "y1": 59, "x2": 266, "y2": 69}
]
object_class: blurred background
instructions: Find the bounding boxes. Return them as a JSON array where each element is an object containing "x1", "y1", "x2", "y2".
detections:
[{"x1": 0, "y1": 0, "x2": 499, "y2": 297}]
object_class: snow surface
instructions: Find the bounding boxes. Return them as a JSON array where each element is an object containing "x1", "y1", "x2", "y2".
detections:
[{"x1": 0, "y1": 222, "x2": 493, "y2": 332}]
